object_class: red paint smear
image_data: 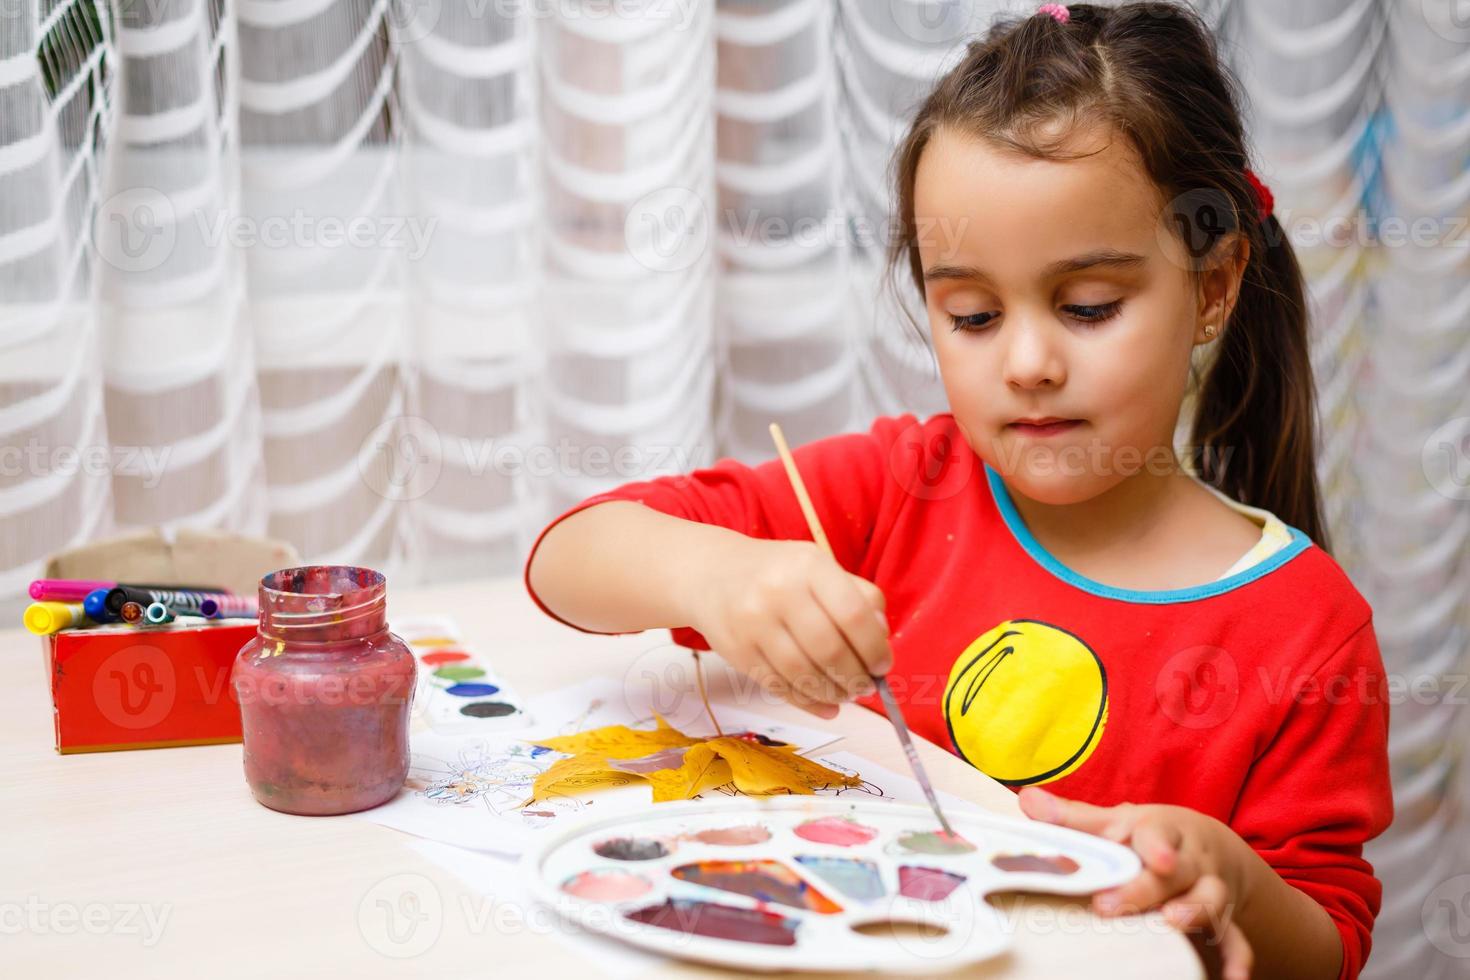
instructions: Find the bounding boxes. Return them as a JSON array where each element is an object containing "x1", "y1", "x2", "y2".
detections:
[
  {"x1": 420, "y1": 650, "x2": 471, "y2": 665},
  {"x1": 562, "y1": 870, "x2": 652, "y2": 902},
  {"x1": 687, "y1": 825, "x2": 771, "y2": 846},
  {"x1": 898, "y1": 865, "x2": 966, "y2": 902},
  {"x1": 626, "y1": 898, "x2": 797, "y2": 946},
  {"x1": 992, "y1": 853, "x2": 1080, "y2": 875},
  {"x1": 793, "y1": 816, "x2": 878, "y2": 847}
]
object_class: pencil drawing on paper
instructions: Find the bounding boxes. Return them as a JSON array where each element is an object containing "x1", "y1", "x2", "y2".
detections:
[{"x1": 408, "y1": 740, "x2": 586, "y2": 823}]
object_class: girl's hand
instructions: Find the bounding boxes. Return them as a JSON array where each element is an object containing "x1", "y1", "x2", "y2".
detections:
[
  {"x1": 684, "y1": 537, "x2": 892, "y2": 718},
  {"x1": 1018, "y1": 786, "x2": 1255, "y2": 980}
]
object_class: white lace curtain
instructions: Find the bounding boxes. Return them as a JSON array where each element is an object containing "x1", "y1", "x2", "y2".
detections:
[{"x1": 1, "y1": 2, "x2": 1465, "y2": 973}]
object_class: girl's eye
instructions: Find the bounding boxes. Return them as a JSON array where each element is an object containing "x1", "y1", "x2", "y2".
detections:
[
  {"x1": 949, "y1": 311, "x2": 997, "y2": 333},
  {"x1": 1064, "y1": 300, "x2": 1123, "y2": 323}
]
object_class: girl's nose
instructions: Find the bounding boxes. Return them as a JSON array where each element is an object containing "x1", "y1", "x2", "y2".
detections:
[{"x1": 1002, "y1": 319, "x2": 1067, "y2": 390}]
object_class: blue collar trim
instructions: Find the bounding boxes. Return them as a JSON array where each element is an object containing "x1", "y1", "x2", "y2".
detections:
[{"x1": 984, "y1": 464, "x2": 1311, "y2": 604}]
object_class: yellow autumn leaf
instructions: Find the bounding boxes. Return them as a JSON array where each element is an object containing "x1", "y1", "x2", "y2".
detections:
[
  {"x1": 532, "y1": 713, "x2": 700, "y2": 760},
  {"x1": 643, "y1": 743, "x2": 735, "y2": 803},
  {"x1": 704, "y1": 736, "x2": 862, "y2": 796},
  {"x1": 523, "y1": 720, "x2": 860, "y2": 804},
  {"x1": 533, "y1": 753, "x2": 643, "y2": 796}
]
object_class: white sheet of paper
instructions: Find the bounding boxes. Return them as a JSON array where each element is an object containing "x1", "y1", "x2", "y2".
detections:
[
  {"x1": 406, "y1": 839, "x2": 662, "y2": 978},
  {"x1": 357, "y1": 677, "x2": 849, "y2": 856},
  {"x1": 810, "y1": 750, "x2": 985, "y2": 815}
]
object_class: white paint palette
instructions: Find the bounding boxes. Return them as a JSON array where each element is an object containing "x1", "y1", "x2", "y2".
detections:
[
  {"x1": 392, "y1": 616, "x2": 531, "y2": 734},
  {"x1": 523, "y1": 796, "x2": 1141, "y2": 973}
]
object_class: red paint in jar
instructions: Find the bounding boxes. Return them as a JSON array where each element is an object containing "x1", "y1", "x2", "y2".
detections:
[{"x1": 232, "y1": 566, "x2": 415, "y2": 815}]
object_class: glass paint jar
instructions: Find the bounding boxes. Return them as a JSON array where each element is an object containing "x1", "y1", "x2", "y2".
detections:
[{"x1": 233, "y1": 566, "x2": 415, "y2": 816}]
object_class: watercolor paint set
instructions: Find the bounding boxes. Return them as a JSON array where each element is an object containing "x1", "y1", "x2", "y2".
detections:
[
  {"x1": 392, "y1": 617, "x2": 532, "y2": 734},
  {"x1": 525, "y1": 796, "x2": 1141, "y2": 973}
]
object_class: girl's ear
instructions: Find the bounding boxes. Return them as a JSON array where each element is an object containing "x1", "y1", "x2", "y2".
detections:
[{"x1": 1193, "y1": 233, "x2": 1251, "y2": 345}]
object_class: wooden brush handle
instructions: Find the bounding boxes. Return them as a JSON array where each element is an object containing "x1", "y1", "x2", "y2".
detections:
[{"x1": 768, "y1": 422, "x2": 835, "y2": 558}]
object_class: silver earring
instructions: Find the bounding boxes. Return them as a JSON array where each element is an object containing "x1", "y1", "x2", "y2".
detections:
[{"x1": 1204, "y1": 323, "x2": 1217, "y2": 339}]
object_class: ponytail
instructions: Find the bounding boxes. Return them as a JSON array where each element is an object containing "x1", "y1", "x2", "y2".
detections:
[{"x1": 1188, "y1": 211, "x2": 1330, "y2": 552}]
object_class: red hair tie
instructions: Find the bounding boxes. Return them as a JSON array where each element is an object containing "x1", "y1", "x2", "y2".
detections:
[{"x1": 1244, "y1": 169, "x2": 1274, "y2": 223}]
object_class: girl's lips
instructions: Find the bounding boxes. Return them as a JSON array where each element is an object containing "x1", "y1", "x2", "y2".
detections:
[{"x1": 1007, "y1": 419, "x2": 1083, "y2": 437}]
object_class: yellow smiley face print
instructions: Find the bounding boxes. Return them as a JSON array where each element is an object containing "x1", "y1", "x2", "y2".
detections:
[{"x1": 943, "y1": 619, "x2": 1108, "y2": 786}]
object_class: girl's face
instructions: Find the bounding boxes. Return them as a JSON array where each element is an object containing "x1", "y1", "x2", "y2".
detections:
[{"x1": 913, "y1": 124, "x2": 1234, "y2": 505}]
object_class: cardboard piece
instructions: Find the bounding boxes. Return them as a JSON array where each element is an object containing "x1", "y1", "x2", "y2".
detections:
[{"x1": 42, "y1": 527, "x2": 299, "y2": 597}]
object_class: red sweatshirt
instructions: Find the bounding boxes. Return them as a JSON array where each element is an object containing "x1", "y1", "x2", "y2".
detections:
[{"x1": 523, "y1": 412, "x2": 1393, "y2": 979}]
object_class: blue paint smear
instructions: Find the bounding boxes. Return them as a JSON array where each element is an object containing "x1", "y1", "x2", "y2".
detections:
[
  {"x1": 794, "y1": 856, "x2": 885, "y2": 902},
  {"x1": 445, "y1": 682, "x2": 500, "y2": 698}
]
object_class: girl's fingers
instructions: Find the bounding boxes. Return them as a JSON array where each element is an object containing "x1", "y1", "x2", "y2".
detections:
[
  {"x1": 1094, "y1": 869, "x2": 1173, "y2": 916},
  {"x1": 756, "y1": 632, "x2": 845, "y2": 712},
  {"x1": 1162, "y1": 875, "x2": 1252, "y2": 980},
  {"x1": 1131, "y1": 818, "x2": 1185, "y2": 876},
  {"x1": 1019, "y1": 787, "x2": 1142, "y2": 840},
  {"x1": 849, "y1": 574, "x2": 887, "y2": 613},
  {"x1": 781, "y1": 591, "x2": 876, "y2": 700},
  {"x1": 1160, "y1": 873, "x2": 1229, "y2": 933},
  {"x1": 1220, "y1": 921, "x2": 1254, "y2": 980},
  {"x1": 742, "y1": 643, "x2": 836, "y2": 719},
  {"x1": 809, "y1": 573, "x2": 892, "y2": 679},
  {"x1": 842, "y1": 575, "x2": 895, "y2": 673},
  {"x1": 1098, "y1": 829, "x2": 1204, "y2": 915}
]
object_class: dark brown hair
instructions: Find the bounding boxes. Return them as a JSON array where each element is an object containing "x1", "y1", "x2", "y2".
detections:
[{"x1": 887, "y1": 1, "x2": 1328, "y2": 550}]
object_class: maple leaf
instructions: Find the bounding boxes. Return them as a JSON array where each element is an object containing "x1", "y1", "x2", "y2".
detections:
[
  {"x1": 523, "y1": 717, "x2": 860, "y2": 804},
  {"x1": 532, "y1": 714, "x2": 700, "y2": 759}
]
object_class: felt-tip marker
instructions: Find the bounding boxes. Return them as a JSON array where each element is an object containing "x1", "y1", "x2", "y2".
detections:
[
  {"x1": 24, "y1": 602, "x2": 90, "y2": 635},
  {"x1": 83, "y1": 588, "x2": 118, "y2": 624}
]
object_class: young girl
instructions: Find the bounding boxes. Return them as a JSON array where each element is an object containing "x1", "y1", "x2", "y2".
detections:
[{"x1": 524, "y1": 4, "x2": 1392, "y2": 978}]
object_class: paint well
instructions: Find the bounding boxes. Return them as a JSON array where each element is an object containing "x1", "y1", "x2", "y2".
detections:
[
  {"x1": 851, "y1": 918, "x2": 949, "y2": 940},
  {"x1": 562, "y1": 869, "x2": 653, "y2": 902},
  {"x1": 444, "y1": 682, "x2": 501, "y2": 698},
  {"x1": 434, "y1": 665, "x2": 487, "y2": 682},
  {"x1": 794, "y1": 856, "x2": 885, "y2": 901},
  {"x1": 895, "y1": 830, "x2": 977, "y2": 856},
  {"x1": 991, "y1": 853, "x2": 1081, "y2": 875},
  {"x1": 686, "y1": 825, "x2": 772, "y2": 846},
  {"x1": 420, "y1": 650, "x2": 471, "y2": 665},
  {"x1": 670, "y1": 860, "x2": 841, "y2": 914},
  {"x1": 409, "y1": 636, "x2": 458, "y2": 647},
  {"x1": 626, "y1": 898, "x2": 797, "y2": 946},
  {"x1": 460, "y1": 701, "x2": 517, "y2": 718},
  {"x1": 793, "y1": 815, "x2": 879, "y2": 847},
  {"x1": 897, "y1": 865, "x2": 966, "y2": 902},
  {"x1": 593, "y1": 837, "x2": 670, "y2": 861}
]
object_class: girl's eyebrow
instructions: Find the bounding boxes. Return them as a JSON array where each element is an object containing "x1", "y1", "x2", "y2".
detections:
[{"x1": 923, "y1": 249, "x2": 1147, "y2": 284}]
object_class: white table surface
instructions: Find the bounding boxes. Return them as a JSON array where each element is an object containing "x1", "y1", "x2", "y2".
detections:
[{"x1": 3, "y1": 575, "x2": 1200, "y2": 978}]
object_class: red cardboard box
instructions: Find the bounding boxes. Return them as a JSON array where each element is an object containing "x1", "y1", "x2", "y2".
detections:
[
  {"x1": 39, "y1": 528, "x2": 298, "y2": 754},
  {"x1": 46, "y1": 621, "x2": 256, "y2": 753}
]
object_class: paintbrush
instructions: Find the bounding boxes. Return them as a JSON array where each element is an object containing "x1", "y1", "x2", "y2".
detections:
[{"x1": 768, "y1": 423, "x2": 957, "y2": 837}]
